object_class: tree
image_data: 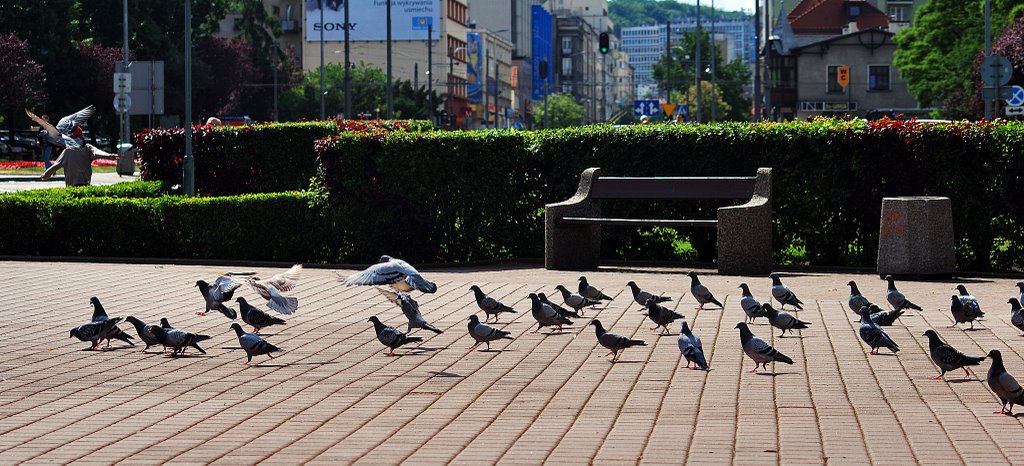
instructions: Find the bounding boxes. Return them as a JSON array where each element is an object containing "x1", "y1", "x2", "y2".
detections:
[
  {"x1": 968, "y1": 13, "x2": 1024, "y2": 115},
  {"x1": 532, "y1": 93, "x2": 585, "y2": 128},
  {"x1": 652, "y1": 30, "x2": 750, "y2": 121},
  {"x1": 0, "y1": 33, "x2": 47, "y2": 143},
  {"x1": 893, "y1": 0, "x2": 1024, "y2": 117},
  {"x1": 279, "y1": 62, "x2": 387, "y2": 121},
  {"x1": 193, "y1": 36, "x2": 258, "y2": 118},
  {"x1": 673, "y1": 80, "x2": 731, "y2": 122}
]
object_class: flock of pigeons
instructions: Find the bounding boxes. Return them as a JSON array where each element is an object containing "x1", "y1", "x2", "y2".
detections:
[{"x1": 67, "y1": 257, "x2": 1024, "y2": 416}]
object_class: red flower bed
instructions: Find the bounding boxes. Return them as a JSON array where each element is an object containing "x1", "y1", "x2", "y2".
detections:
[{"x1": 0, "y1": 159, "x2": 124, "y2": 169}]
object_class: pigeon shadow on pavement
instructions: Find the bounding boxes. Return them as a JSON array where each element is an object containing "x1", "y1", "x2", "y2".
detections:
[
  {"x1": 428, "y1": 371, "x2": 464, "y2": 378},
  {"x1": 756, "y1": 371, "x2": 796, "y2": 377}
]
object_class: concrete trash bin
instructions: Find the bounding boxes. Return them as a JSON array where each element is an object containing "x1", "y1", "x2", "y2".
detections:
[{"x1": 877, "y1": 196, "x2": 955, "y2": 277}]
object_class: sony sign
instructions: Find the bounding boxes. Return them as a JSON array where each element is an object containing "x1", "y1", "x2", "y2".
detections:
[{"x1": 305, "y1": 0, "x2": 440, "y2": 42}]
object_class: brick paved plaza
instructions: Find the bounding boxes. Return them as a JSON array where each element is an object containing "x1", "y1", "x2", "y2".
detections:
[{"x1": 1, "y1": 260, "x2": 1022, "y2": 464}]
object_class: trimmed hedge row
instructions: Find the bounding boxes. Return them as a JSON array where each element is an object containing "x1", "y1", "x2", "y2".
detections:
[
  {"x1": 135, "y1": 119, "x2": 433, "y2": 196},
  {"x1": 314, "y1": 119, "x2": 1024, "y2": 270},
  {"x1": 0, "y1": 186, "x2": 330, "y2": 261}
]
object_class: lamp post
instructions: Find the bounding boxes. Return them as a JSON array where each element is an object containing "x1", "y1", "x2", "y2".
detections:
[
  {"x1": 344, "y1": 0, "x2": 351, "y2": 119},
  {"x1": 319, "y1": 0, "x2": 324, "y2": 120},
  {"x1": 183, "y1": 0, "x2": 194, "y2": 196}
]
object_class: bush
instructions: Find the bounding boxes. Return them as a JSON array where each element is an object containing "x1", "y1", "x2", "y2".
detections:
[{"x1": 11, "y1": 180, "x2": 167, "y2": 199}]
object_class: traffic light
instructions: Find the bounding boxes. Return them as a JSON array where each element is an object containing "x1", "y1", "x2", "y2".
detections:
[
  {"x1": 538, "y1": 59, "x2": 548, "y2": 79},
  {"x1": 599, "y1": 33, "x2": 609, "y2": 54}
]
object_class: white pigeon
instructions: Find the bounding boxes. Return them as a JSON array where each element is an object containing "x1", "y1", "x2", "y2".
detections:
[
  {"x1": 339, "y1": 255, "x2": 437, "y2": 293},
  {"x1": 247, "y1": 264, "x2": 302, "y2": 315}
]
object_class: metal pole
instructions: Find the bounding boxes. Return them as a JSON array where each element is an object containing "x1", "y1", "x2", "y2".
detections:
[
  {"x1": 494, "y1": 60, "x2": 499, "y2": 128},
  {"x1": 273, "y1": 54, "x2": 279, "y2": 121},
  {"x1": 386, "y1": 0, "x2": 393, "y2": 118},
  {"x1": 754, "y1": 0, "x2": 762, "y2": 120},
  {"x1": 666, "y1": 20, "x2": 672, "y2": 103},
  {"x1": 183, "y1": 0, "x2": 194, "y2": 196},
  {"x1": 484, "y1": 42, "x2": 490, "y2": 128},
  {"x1": 449, "y1": 54, "x2": 454, "y2": 128},
  {"x1": 319, "y1": 0, "x2": 324, "y2": 120},
  {"x1": 695, "y1": 0, "x2": 702, "y2": 123},
  {"x1": 984, "y1": 0, "x2": 992, "y2": 120},
  {"x1": 344, "y1": 0, "x2": 351, "y2": 119},
  {"x1": 121, "y1": 0, "x2": 130, "y2": 153},
  {"x1": 428, "y1": 22, "x2": 434, "y2": 123},
  {"x1": 543, "y1": 60, "x2": 549, "y2": 129},
  {"x1": 710, "y1": 0, "x2": 716, "y2": 121}
]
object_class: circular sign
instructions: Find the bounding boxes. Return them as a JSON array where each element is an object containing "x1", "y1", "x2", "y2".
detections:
[
  {"x1": 981, "y1": 55, "x2": 1012, "y2": 86},
  {"x1": 1006, "y1": 85, "x2": 1024, "y2": 107},
  {"x1": 113, "y1": 93, "x2": 132, "y2": 113}
]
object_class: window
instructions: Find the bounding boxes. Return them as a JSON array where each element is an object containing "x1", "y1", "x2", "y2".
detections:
[
  {"x1": 562, "y1": 56, "x2": 572, "y2": 77},
  {"x1": 562, "y1": 37, "x2": 572, "y2": 54},
  {"x1": 868, "y1": 65, "x2": 890, "y2": 91},
  {"x1": 826, "y1": 65, "x2": 845, "y2": 93},
  {"x1": 848, "y1": 5, "x2": 860, "y2": 18},
  {"x1": 889, "y1": 5, "x2": 908, "y2": 22}
]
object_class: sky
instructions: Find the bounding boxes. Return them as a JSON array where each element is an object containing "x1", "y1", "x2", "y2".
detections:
[{"x1": 676, "y1": 0, "x2": 755, "y2": 14}]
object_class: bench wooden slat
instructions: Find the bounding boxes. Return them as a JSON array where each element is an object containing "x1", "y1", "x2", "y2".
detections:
[
  {"x1": 590, "y1": 177, "x2": 757, "y2": 200},
  {"x1": 561, "y1": 217, "x2": 718, "y2": 228}
]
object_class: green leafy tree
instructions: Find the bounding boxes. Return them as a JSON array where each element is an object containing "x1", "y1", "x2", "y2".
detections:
[
  {"x1": 609, "y1": 0, "x2": 747, "y2": 30},
  {"x1": 894, "y1": 0, "x2": 1024, "y2": 117},
  {"x1": 532, "y1": 93, "x2": 586, "y2": 128},
  {"x1": 280, "y1": 62, "x2": 400, "y2": 121},
  {"x1": 672, "y1": 80, "x2": 730, "y2": 122},
  {"x1": 652, "y1": 30, "x2": 750, "y2": 121}
]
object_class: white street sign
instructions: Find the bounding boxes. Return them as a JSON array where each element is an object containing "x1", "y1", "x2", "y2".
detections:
[
  {"x1": 113, "y1": 72, "x2": 132, "y2": 93},
  {"x1": 1006, "y1": 106, "x2": 1024, "y2": 116}
]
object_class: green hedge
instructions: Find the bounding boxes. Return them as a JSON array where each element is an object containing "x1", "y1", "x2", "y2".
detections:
[
  {"x1": 314, "y1": 119, "x2": 1024, "y2": 270},
  {"x1": 135, "y1": 119, "x2": 433, "y2": 196},
  {"x1": 0, "y1": 189, "x2": 332, "y2": 261},
  {"x1": 11, "y1": 180, "x2": 168, "y2": 199}
]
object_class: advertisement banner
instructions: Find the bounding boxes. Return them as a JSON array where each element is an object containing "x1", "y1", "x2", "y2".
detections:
[
  {"x1": 466, "y1": 32, "x2": 483, "y2": 104},
  {"x1": 531, "y1": 5, "x2": 553, "y2": 101},
  {"x1": 305, "y1": 0, "x2": 440, "y2": 41}
]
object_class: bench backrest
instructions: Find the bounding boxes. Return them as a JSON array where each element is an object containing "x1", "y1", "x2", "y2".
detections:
[{"x1": 590, "y1": 176, "x2": 757, "y2": 200}]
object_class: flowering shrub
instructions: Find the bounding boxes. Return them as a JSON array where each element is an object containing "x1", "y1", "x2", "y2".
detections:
[{"x1": 0, "y1": 159, "x2": 121, "y2": 169}]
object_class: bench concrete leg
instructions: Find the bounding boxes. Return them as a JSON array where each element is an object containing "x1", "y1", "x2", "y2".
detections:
[
  {"x1": 545, "y1": 220, "x2": 602, "y2": 270},
  {"x1": 718, "y1": 203, "x2": 772, "y2": 275}
]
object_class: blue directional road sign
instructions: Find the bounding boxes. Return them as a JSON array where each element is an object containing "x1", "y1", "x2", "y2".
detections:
[
  {"x1": 633, "y1": 99, "x2": 661, "y2": 117},
  {"x1": 1006, "y1": 85, "x2": 1024, "y2": 107}
]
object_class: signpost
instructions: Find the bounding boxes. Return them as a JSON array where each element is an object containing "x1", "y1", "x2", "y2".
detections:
[
  {"x1": 633, "y1": 99, "x2": 661, "y2": 117},
  {"x1": 982, "y1": 54, "x2": 1012, "y2": 119},
  {"x1": 1005, "y1": 85, "x2": 1024, "y2": 107},
  {"x1": 661, "y1": 103, "x2": 677, "y2": 121}
]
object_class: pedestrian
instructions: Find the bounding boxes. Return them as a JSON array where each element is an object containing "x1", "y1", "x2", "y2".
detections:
[
  {"x1": 205, "y1": 117, "x2": 223, "y2": 126},
  {"x1": 35, "y1": 105, "x2": 118, "y2": 187},
  {"x1": 640, "y1": 115, "x2": 650, "y2": 125},
  {"x1": 35, "y1": 114, "x2": 60, "y2": 169}
]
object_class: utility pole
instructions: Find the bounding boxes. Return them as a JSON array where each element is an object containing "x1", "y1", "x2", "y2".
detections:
[
  {"x1": 710, "y1": 0, "x2": 717, "y2": 121},
  {"x1": 984, "y1": 0, "x2": 992, "y2": 120},
  {"x1": 386, "y1": 0, "x2": 393, "y2": 118},
  {"x1": 428, "y1": 22, "x2": 434, "y2": 123},
  {"x1": 344, "y1": 0, "x2": 351, "y2": 119},
  {"x1": 121, "y1": 0, "x2": 130, "y2": 156},
  {"x1": 666, "y1": 19, "x2": 672, "y2": 103},
  {"x1": 695, "y1": 0, "x2": 702, "y2": 123},
  {"x1": 754, "y1": 0, "x2": 762, "y2": 120},
  {"x1": 319, "y1": 0, "x2": 324, "y2": 120},
  {"x1": 183, "y1": 0, "x2": 194, "y2": 196}
]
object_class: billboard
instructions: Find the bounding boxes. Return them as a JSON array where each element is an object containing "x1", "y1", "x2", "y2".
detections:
[
  {"x1": 531, "y1": 5, "x2": 553, "y2": 101},
  {"x1": 305, "y1": 0, "x2": 440, "y2": 41},
  {"x1": 466, "y1": 32, "x2": 483, "y2": 104}
]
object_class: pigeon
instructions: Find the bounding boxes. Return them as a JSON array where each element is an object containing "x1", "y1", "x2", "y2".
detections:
[
  {"x1": 769, "y1": 272, "x2": 803, "y2": 310},
  {"x1": 987, "y1": 349, "x2": 1024, "y2": 415},
  {"x1": 340, "y1": 255, "x2": 437, "y2": 293},
  {"x1": 527, "y1": 292, "x2": 573, "y2": 333},
  {"x1": 1008, "y1": 298, "x2": 1024, "y2": 336},
  {"x1": 626, "y1": 280, "x2": 671, "y2": 306},
  {"x1": 88, "y1": 297, "x2": 134, "y2": 347},
  {"x1": 467, "y1": 314, "x2": 513, "y2": 351},
  {"x1": 247, "y1": 265, "x2": 301, "y2": 315},
  {"x1": 590, "y1": 318, "x2": 646, "y2": 363},
  {"x1": 762, "y1": 303, "x2": 810, "y2": 337},
  {"x1": 70, "y1": 318, "x2": 123, "y2": 350},
  {"x1": 237, "y1": 297, "x2": 287, "y2": 334},
  {"x1": 687, "y1": 272, "x2": 722, "y2": 310},
  {"x1": 368, "y1": 315, "x2": 422, "y2": 355},
  {"x1": 196, "y1": 277, "x2": 240, "y2": 319},
  {"x1": 858, "y1": 306, "x2": 899, "y2": 354},
  {"x1": 230, "y1": 322, "x2": 282, "y2": 364},
  {"x1": 147, "y1": 324, "x2": 211, "y2": 356},
  {"x1": 847, "y1": 280, "x2": 872, "y2": 314},
  {"x1": 738, "y1": 283, "x2": 767, "y2": 323},
  {"x1": 554, "y1": 284, "x2": 600, "y2": 316},
  {"x1": 469, "y1": 285, "x2": 517, "y2": 323},
  {"x1": 949, "y1": 293, "x2": 984, "y2": 330},
  {"x1": 866, "y1": 304, "x2": 905, "y2": 327},
  {"x1": 677, "y1": 321, "x2": 708, "y2": 370},
  {"x1": 160, "y1": 317, "x2": 174, "y2": 329},
  {"x1": 377, "y1": 288, "x2": 443, "y2": 334},
  {"x1": 735, "y1": 322, "x2": 794, "y2": 373},
  {"x1": 578, "y1": 275, "x2": 613, "y2": 302},
  {"x1": 124, "y1": 316, "x2": 164, "y2": 352},
  {"x1": 539, "y1": 292, "x2": 580, "y2": 318},
  {"x1": 884, "y1": 275, "x2": 922, "y2": 311},
  {"x1": 922, "y1": 329, "x2": 985, "y2": 380},
  {"x1": 26, "y1": 105, "x2": 94, "y2": 148},
  {"x1": 644, "y1": 297, "x2": 685, "y2": 334}
]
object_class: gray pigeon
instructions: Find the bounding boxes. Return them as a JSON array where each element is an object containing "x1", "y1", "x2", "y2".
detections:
[
  {"x1": 644, "y1": 297, "x2": 685, "y2": 334},
  {"x1": 26, "y1": 105, "x2": 94, "y2": 149},
  {"x1": 578, "y1": 276, "x2": 613, "y2": 302},
  {"x1": 469, "y1": 285, "x2": 517, "y2": 323},
  {"x1": 555, "y1": 284, "x2": 600, "y2": 316},
  {"x1": 687, "y1": 272, "x2": 723, "y2": 309},
  {"x1": 866, "y1": 304, "x2": 905, "y2": 327},
  {"x1": 70, "y1": 318, "x2": 123, "y2": 350},
  {"x1": 196, "y1": 277, "x2": 240, "y2": 319},
  {"x1": 847, "y1": 280, "x2": 872, "y2": 314},
  {"x1": 949, "y1": 293, "x2": 984, "y2": 330},
  {"x1": 88, "y1": 297, "x2": 134, "y2": 348},
  {"x1": 247, "y1": 264, "x2": 301, "y2": 315},
  {"x1": 147, "y1": 324, "x2": 211, "y2": 356},
  {"x1": 527, "y1": 293, "x2": 573, "y2": 333},
  {"x1": 626, "y1": 280, "x2": 671, "y2": 306},
  {"x1": 677, "y1": 321, "x2": 708, "y2": 370},
  {"x1": 230, "y1": 322, "x2": 282, "y2": 364},
  {"x1": 858, "y1": 306, "x2": 899, "y2": 354},
  {"x1": 1008, "y1": 298, "x2": 1024, "y2": 336},
  {"x1": 377, "y1": 288, "x2": 444, "y2": 334},
  {"x1": 735, "y1": 322, "x2": 794, "y2": 373},
  {"x1": 539, "y1": 292, "x2": 580, "y2": 318},
  {"x1": 884, "y1": 275, "x2": 922, "y2": 311},
  {"x1": 467, "y1": 314, "x2": 513, "y2": 351},
  {"x1": 769, "y1": 272, "x2": 803, "y2": 310},
  {"x1": 590, "y1": 318, "x2": 646, "y2": 363},
  {"x1": 124, "y1": 316, "x2": 164, "y2": 352},
  {"x1": 237, "y1": 297, "x2": 287, "y2": 334},
  {"x1": 738, "y1": 283, "x2": 767, "y2": 323},
  {"x1": 922, "y1": 329, "x2": 985, "y2": 380},
  {"x1": 341, "y1": 255, "x2": 437, "y2": 293},
  {"x1": 368, "y1": 315, "x2": 422, "y2": 355},
  {"x1": 762, "y1": 303, "x2": 810, "y2": 337},
  {"x1": 987, "y1": 349, "x2": 1024, "y2": 415}
]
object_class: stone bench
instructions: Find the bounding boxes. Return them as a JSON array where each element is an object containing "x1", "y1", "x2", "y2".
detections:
[{"x1": 544, "y1": 167, "x2": 773, "y2": 275}]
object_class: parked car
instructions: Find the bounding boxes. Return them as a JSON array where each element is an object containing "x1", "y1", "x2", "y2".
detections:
[{"x1": 0, "y1": 130, "x2": 41, "y2": 161}]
